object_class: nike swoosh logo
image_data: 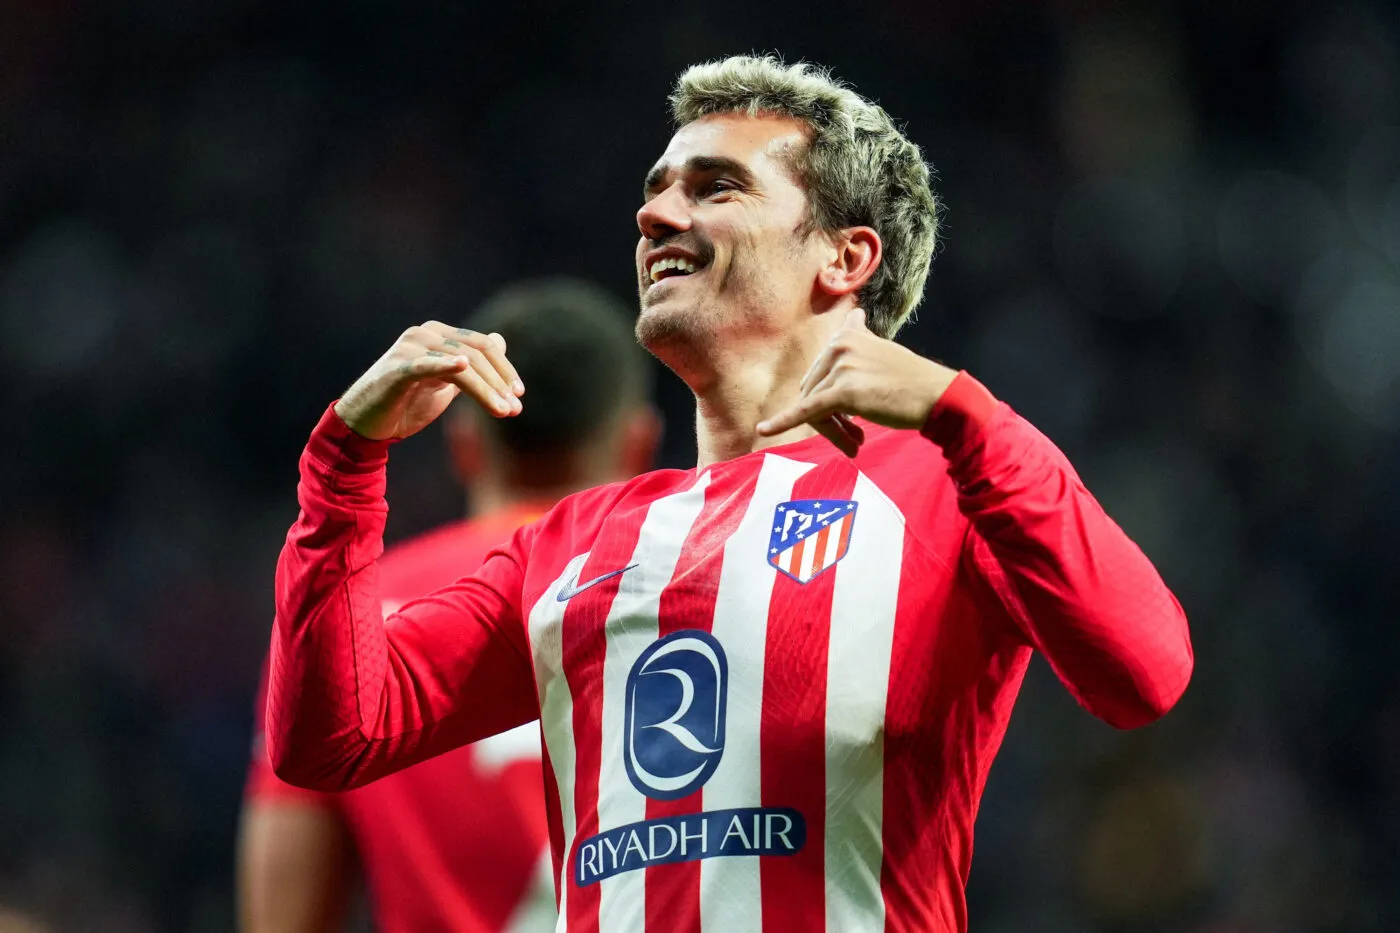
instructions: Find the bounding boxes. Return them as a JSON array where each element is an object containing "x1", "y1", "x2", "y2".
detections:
[{"x1": 556, "y1": 564, "x2": 638, "y2": 602}]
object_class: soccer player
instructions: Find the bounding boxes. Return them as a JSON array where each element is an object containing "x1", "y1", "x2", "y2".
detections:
[
  {"x1": 240, "y1": 280, "x2": 659, "y2": 933},
  {"x1": 265, "y1": 56, "x2": 1194, "y2": 931}
]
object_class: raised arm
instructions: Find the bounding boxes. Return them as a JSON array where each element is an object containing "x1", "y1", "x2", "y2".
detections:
[
  {"x1": 757, "y1": 307, "x2": 1193, "y2": 728},
  {"x1": 927, "y1": 377, "x2": 1193, "y2": 728},
  {"x1": 266, "y1": 322, "x2": 537, "y2": 790}
]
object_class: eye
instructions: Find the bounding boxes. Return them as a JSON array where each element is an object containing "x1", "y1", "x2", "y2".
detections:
[{"x1": 702, "y1": 178, "x2": 738, "y2": 197}]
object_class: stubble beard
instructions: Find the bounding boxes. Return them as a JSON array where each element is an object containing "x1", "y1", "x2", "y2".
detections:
[
  {"x1": 634, "y1": 239, "x2": 790, "y2": 384},
  {"x1": 635, "y1": 292, "x2": 718, "y2": 382}
]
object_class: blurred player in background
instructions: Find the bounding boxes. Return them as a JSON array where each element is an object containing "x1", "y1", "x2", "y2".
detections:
[
  {"x1": 238, "y1": 279, "x2": 659, "y2": 933},
  {"x1": 266, "y1": 56, "x2": 1193, "y2": 930}
]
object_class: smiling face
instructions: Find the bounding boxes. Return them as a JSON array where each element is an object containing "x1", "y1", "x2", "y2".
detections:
[{"x1": 634, "y1": 112, "x2": 830, "y2": 373}]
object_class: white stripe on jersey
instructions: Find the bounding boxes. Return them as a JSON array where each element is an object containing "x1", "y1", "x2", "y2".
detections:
[
  {"x1": 528, "y1": 551, "x2": 590, "y2": 931},
  {"x1": 596, "y1": 473, "x2": 713, "y2": 932},
  {"x1": 824, "y1": 474, "x2": 904, "y2": 932},
  {"x1": 700, "y1": 454, "x2": 815, "y2": 931},
  {"x1": 799, "y1": 529, "x2": 818, "y2": 580}
]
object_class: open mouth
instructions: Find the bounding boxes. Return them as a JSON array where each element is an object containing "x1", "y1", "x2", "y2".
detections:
[{"x1": 647, "y1": 256, "x2": 701, "y2": 285}]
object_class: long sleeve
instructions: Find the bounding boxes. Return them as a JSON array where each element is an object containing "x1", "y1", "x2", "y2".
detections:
[
  {"x1": 266, "y1": 404, "x2": 540, "y2": 791},
  {"x1": 924, "y1": 374, "x2": 1194, "y2": 729}
]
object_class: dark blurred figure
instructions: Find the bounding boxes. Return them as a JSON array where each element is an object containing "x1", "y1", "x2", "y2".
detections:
[{"x1": 237, "y1": 279, "x2": 659, "y2": 933}]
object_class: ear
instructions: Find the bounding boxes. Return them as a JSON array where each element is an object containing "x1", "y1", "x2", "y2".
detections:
[
  {"x1": 617, "y1": 405, "x2": 663, "y2": 479},
  {"x1": 443, "y1": 409, "x2": 485, "y2": 484},
  {"x1": 815, "y1": 226, "x2": 881, "y2": 299}
]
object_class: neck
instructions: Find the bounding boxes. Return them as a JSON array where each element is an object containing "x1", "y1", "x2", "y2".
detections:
[
  {"x1": 466, "y1": 445, "x2": 619, "y2": 517},
  {"x1": 466, "y1": 482, "x2": 577, "y2": 518},
  {"x1": 689, "y1": 322, "x2": 838, "y2": 470}
]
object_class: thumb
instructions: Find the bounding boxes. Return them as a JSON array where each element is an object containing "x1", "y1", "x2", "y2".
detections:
[{"x1": 845, "y1": 307, "x2": 867, "y2": 331}]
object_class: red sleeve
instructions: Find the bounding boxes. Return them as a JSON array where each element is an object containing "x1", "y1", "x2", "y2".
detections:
[
  {"x1": 245, "y1": 660, "x2": 340, "y2": 810},
  {"x1": 266, "y1": 404, "x2": 541, "y2": 791},
  {"x1": 923, "y1": 373, "x2": 1194, "y2": 729}
]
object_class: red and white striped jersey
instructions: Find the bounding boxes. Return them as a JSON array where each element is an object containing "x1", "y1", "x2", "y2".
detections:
[{"x1": 266, "y1": 373, "x2": 1193, "y2": 932}]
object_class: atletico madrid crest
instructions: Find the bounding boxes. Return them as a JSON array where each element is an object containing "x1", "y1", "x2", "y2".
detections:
[{"x1": 767, "y1": 499, "x2": 858, "y2": 584}]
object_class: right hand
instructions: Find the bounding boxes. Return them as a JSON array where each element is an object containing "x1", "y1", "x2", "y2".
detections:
[{"x1": 333, "y1": 321, "x2": 525, "y2": 441}]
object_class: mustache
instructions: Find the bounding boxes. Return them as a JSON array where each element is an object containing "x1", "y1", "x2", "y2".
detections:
[{"x1": 643, "y1": 234, "x2": 715, "y2": 268}]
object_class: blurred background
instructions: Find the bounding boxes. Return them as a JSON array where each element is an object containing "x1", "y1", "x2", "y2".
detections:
[{"x1": 2, "y1": 0, "x2": 1398, "y2": 929}]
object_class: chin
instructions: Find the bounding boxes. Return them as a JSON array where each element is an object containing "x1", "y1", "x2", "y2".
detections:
[
  {"x1": 635, "y1": 300, "x2": 714, "y2": 373},
  {"x1": 636, "y1": 300, "x2": 693, "y2": 349}
]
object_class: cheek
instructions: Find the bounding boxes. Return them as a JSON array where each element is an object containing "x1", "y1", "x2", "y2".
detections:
[
  {"x1": 743, "y1": 232, "x2": 812, "y2": 285},
  {"x1": 711, "y1": 217, "x2": 808, "y2": 289},
  {"x1": 728, "y1": 228, "x2": 779, "y2": 271}
]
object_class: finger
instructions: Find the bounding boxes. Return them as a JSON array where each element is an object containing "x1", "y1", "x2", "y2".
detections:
[
  {"x1": 460, "y1": 346, "x2": 518, "y2": 411},
  {"x1": 804, "y1": 364, "x2": 843, "y2": 400},
  {"x1": 447, "y1": 359, "x2": 517, "y2": 417},
  {"x1": 844, "y1": 307, "x2": 867, "y2": 331},
  {"x1": 800, "y1": 342, "x2": 838, "y2": 396},
  {"x1": 488, "y1": 333, "x2": 524, "y2": 396},
  {"x1": 756, "y1": 389, "x2": 842, "y2": 437},
  {"x1": 811, "y1": 416, "x2": 861, "y2": 458},
  {"x1": 832, "y1": 412, "x2": 865, "y2": 445},
  {"x1": 456, "y1": 328, "x2": 524, "y2": 397},
  {"x1": 397, "y1": 353, "x2": 470, "y2": 381},
  {"x1": 403, "y1": 321, "x2": 462, "y2": 349},
  {"x1": 435, "y1": 330, "x2": 515, "y2": 400},
  {"x1": 416, "y1": 323, "x2": 524, "y2": 398}
]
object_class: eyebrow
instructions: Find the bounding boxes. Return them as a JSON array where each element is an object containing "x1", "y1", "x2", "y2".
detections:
[{"x1": 643, "y1": 155, "x2": 758, "y2": 198}]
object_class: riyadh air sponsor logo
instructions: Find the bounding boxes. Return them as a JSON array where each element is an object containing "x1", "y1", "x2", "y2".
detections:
[
  {"x1": 624, "y1": 629, "x2": 727, "y2": 800},
  {"x1": 768, "y1": 499, "x2": 858, "y2": 584},
  {"x1": 574, "y1": 807, "x2": 807, "y2": 886},
  {"x1": 582, "y1": 631, "x2": 808, "y2": 886}
]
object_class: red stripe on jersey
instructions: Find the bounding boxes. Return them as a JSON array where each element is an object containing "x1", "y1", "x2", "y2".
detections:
[
  {"x1": 810, "y1": 524, "x2": 833, "y2": 575},
  {"x1": 877, "y1": 526, "x2": 1022, "y2": 931},
  {"x1": 643, "y1": 477, "x2": 748, "y2": 933},
  {"x1": 561, "y1": 511, "x2": 650, "y2": 933},
  {"x1": 760, "y1": 469, "x2": 858, "y2": 931}
]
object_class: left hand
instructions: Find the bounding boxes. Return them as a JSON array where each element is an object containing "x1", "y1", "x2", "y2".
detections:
[{"x1": 756, "y1": 308, "x2": 959, "y2": 457}]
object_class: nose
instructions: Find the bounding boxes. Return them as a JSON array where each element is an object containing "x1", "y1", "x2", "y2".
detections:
[{"x1": 636, "y1": 183, "x2": 692, "y2": 241}]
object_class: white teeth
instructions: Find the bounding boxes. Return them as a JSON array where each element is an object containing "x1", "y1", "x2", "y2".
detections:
[{"x1": 648, "y1": 256, "x2": 699, "y2": 283}]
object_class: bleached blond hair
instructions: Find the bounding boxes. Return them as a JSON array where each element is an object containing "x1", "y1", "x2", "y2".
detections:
[{"x1": 670, "y1": 54, "x2": 940, "y2": 338}]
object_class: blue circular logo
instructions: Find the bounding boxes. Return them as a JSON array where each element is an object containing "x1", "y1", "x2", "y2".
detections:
[{"x1": 623, "y1": 630, "x2": 728, "y2": 800}]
